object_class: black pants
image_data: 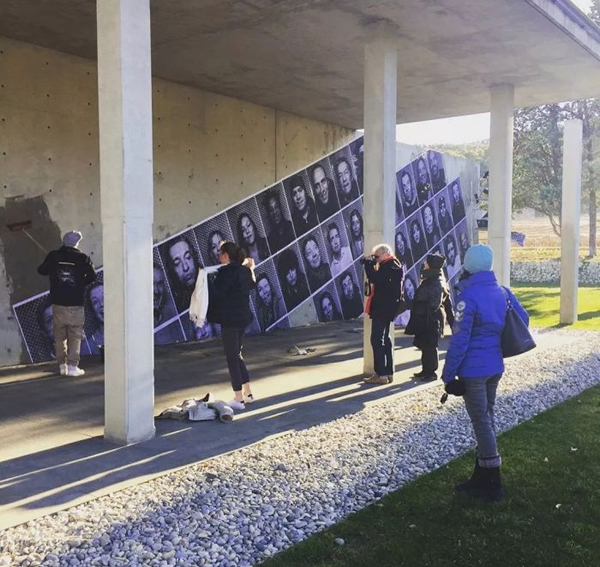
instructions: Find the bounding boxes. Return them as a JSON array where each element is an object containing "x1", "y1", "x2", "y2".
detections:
[
  {"x1": 421, "y1": 347, "x2": 439, "y2": 376},
  {"x1": 371, "y1": 318, "x2": 393, "y2": 377},
  {"x1": 221, "y1": 327, "x2": 250, "y2": 392}
]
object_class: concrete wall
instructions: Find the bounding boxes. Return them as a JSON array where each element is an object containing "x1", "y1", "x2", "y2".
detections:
[{"x1": 0, "y1": 36, "x2": 354, "y2": 366}]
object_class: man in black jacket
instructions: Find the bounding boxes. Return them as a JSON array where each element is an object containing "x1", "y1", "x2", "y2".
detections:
[
  {"x1": 362, "y1": 243, "x2": 404, "y2": 385},
  {"x1": 37, "y1": 231, "x2": 96, "y2": 376}
]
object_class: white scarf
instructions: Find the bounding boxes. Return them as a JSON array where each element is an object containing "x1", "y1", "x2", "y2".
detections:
[{"x1": 189, "y1": 265, "x2": 222, "y2": 327}]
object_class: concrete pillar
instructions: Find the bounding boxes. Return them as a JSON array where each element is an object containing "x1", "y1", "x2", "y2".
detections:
[
  {"x1": 362, "y1": 24, "x2": 397, "y2": 375},
  {"x1": 97, "y1": 0, "x2": 155, "y2": 444},
  {"x1": 488, "y1": 84, "x2": 515, "y2": 286},
  {"x1": 560, "y1": 119, "x2": 583, "y2": 324}
]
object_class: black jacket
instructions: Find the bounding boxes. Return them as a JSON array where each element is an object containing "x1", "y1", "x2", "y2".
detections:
[
  {"x1": 405, "y1": 269, "x2": 449, "y2": 348},
  {"x1": 365, "y1": 258, "x2": 404, "y2": 322},
  {"x1": 37, "y1": 246, "x2": 96, "y2": 306},
  {"x1": 207, "y1": 263, "x2": 255, "y2": 328}
]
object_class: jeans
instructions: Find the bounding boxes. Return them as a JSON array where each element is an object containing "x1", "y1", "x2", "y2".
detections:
[
  {"x1": 221, "y1": 327, "x2": 250, "y2": 392},
  {"x1": 421, "y1": 347, "x2": 438, "y2": 375},
  {"x1": 370, "y1": 318, "x2": 393, "y2": 377},
  {"x1": 53, "y1": 304, "x2": 84, "y2": 366},
  {"x1": 463, "y1": 374, "x2": 502, "y2": 468}
]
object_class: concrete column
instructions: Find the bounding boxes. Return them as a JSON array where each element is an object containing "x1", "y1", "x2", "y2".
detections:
[
  {"x1": 97, "y1": 0, "x2": 155, "y2": 444},
  {"x1": 362, "y1": 24, "x2": 397, "y2": 375},
  {"x1": 560, "y1": 119, "x2": 583, "y2": 324},
  {"x1": 488, "y1": 84, "x2": 515, "y2": 286}
]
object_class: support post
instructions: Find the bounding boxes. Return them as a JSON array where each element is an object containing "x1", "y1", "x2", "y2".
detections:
[
  {"x1": 97, "y1": 0, "x2": 155, "y2": 444},
  {"x1": 488, "y1": 84, "x2": 514, "y2": 286},
  {"x1": 362, "y1": 24, "x2": 397, "y2": 375},
  {"x1": 560, "y1": 119, "x2": 583, "y2": 324}
]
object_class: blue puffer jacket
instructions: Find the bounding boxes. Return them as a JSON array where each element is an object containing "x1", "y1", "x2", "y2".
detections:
[{"x1": 441, "y1": 271, "x2": 529, "y2": 383}]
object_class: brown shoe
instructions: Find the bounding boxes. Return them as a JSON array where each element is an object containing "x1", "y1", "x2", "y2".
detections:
[{"x1": 364, "y1": 374, "x2": 389, "y2": 385}]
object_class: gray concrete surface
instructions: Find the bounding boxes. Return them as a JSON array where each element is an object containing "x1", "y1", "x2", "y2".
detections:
[{"x1": 0, "y1": 320, "x2": 445, "y2": 529}]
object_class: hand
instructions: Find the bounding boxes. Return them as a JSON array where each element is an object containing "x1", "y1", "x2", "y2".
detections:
[
  {"x1": 444, "y1": 379, "x2": 466, "y2": 397},
  {"x1": 243, "y1": 257, "x2": 255, "y2": 270}
]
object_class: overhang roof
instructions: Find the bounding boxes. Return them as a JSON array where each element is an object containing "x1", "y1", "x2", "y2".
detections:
[{"x1": 1, "y1": 0, "x2": 599, "y2": 129}]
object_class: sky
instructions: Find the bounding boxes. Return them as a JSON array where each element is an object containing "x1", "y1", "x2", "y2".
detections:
[{"x1": 395, "y1": 0, "x2": 593, "y2": 146}]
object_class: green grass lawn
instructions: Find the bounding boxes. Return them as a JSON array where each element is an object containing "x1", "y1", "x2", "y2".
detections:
[
  {"x1": 264, "y1": 384, "x2": 600, "y2": 567},
  {"x1": 512, "y1": 284, "x2": 600, "y2": 330}
]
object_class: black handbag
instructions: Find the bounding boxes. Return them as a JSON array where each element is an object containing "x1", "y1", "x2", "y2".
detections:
[{"x1": 500, "y1": 287, "x2": 536, "y2": 358}]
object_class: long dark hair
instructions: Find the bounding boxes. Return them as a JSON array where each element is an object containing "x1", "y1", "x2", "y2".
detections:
[{"x1": 220, "y1": 240, "x2": 246, "y2": 264}]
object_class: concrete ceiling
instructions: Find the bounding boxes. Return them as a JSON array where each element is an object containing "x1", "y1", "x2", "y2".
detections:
[{"x1": 1, "y1": 0, "x2": 599, "y2": 128}]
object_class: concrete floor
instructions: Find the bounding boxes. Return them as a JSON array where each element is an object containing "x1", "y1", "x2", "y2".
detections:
[{"x1": 0, "y1": 321, "x2": 444, "y2": 530}]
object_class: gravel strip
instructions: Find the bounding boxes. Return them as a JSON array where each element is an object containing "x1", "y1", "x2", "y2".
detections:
[{"x1": 1, "y1": 330, "x2": 599, "y2": 567}]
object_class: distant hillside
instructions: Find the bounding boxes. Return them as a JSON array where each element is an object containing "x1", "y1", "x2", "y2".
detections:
[{"x1": 418, "y1": 140, "x2": 489, "y2": 173}]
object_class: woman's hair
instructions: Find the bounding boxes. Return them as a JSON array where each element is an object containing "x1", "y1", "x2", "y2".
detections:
[
  {"x1": 349, "y1": 209, "x2": 363, "y2": 238},
  {"x1": 278, "y1": 248, "x2": 300, "y2": 275},
  {"x1": 220, "y1": 240, "x2": 246, "y2": 264},
  {"x1": 236, "y1": 213, "x2": 257, "y2": 246}
]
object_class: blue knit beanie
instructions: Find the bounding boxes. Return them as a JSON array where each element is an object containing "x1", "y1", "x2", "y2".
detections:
[{"x1": 464, "y1": 244, "x2": 493, "y2": 273}]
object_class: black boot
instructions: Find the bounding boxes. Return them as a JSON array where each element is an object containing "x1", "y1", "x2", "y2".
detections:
[
  {"x1": 455, "y1": 458, "x2": 482, "y2": 494},
  {"x1": 476, "y1": 466, "x2": 503, "y2": 502}
]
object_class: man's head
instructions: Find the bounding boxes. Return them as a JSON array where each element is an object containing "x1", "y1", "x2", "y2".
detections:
[
  {"x1": 445, "y1": 236, "x2": 457, "y2": 265},
  {"x1": 439, "y1": 196, "x2": 448, "y2": 217},
  {"x1": 428, "y1": 151, "x2": 439, "y2": 177},
  {"x1": 320, "y1": 292, "x2": 335, "y2": 321},
  {"x1": 371, "y1": 243, "x2": 393, "y2": 264},
  {"x1": 459, "y1": 230, "x2": 469, "y2": 253},
  {"x1": 167, "y1": 236, "x2": 198, "y2": 287},
  {"x1": 263, "y1": 189, "x2": 283, "y2": 226},
  {"x1": 237, "y1": 213, "x2": 257, "y2": 247},
  {"x1": 311, "y1": 165, "x2": 331, "y2": 205},
  {"x1": 327, "y1": 223, "x2": 341, "y2": 256},
  {"x1": 425, "y1": 253, "x2": 445, "y2": 270},
  {"x1": 289, "y1": 175, "x2": 307, "y2": 213},
  {"x1": 423, "y1": 205, "x2": 435, "y2": 234},
  {"x1": 88, "y1": 282, "x2": 104, "y2": 324},
  {"x1": 341, "y1": 271, "x2": 355, "y2": 299},
  {"x1": 411, "y1": 220, "x2": 421, "y2": 244},
  {"x1": 153, "y1": 263, "x2": 167, "y2": 315},
  {"x1": 401, "y1": 171, "x2": 414, "y2": 204},
  {"x1": 208, "y1": 231, "x2": 224, "y2": 265},
  {"x1": 417, "y1": 158, "x2": 428, "y2": 186},
  {"x1": 452, "y1": 182, "x2": 461, "y2": 203},
  {"x1": 63, "y1": 230, "x2": 83, "y2": 248},
  {"x1": 336, "y1": 158, "x2": 353, "y2": 195},
  {"x1": 256, "y1": 273, "x2": 273, "y2": 306},
  {"x1": 349, "y1": 209, "x2": 362, "y2": 239},
  {"x1": 303, "y1": 237, "x2": 322, "y2": 270}
]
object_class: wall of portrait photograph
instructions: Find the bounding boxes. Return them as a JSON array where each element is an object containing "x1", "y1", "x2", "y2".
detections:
[{"x1": 12, "y1": 138, "x2": 477, "y2": 362}]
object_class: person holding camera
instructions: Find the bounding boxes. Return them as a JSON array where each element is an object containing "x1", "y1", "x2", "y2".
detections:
[
  {"x1": 362, "y1": 244, "x2": 404, "y2": 385},
  {"x1": 441, "y1": 244, "x2": 529, "y2": 502}
]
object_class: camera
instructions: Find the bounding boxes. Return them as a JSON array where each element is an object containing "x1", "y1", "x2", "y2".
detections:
[{"x1": 360, "y1": 255, "x2": 376, "y2": 266}]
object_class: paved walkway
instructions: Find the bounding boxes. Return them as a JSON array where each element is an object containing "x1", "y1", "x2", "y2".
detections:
[{"x1": 0, "y1": 321, "x2": 444, "y2": 529}]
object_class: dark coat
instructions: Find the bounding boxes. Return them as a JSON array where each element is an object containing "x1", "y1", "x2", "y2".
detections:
[
  {"x1": 340, "y1": 286, "x2": 363, "y2": 319},
  {"x1": 267, "y1": 219, "x2": 295, "y2": 253},
  {"x1": 405, "y1": 269, "x2": 449, "y2": 349},
  {"x1": 281, "y1": 274, "x2": 310, "y2": 311},
  {"x1": 207, "y1": 263, "x2": 255, "y2": 328},
  {"x1": 291, "y1": 199, "x2": 319, "y2": 237},
  {"x1": 37, "y1": 246, "x2": 96, "y2": 306},
  {"x1": 305, "y1": 262, "x2": 332, "y2": 292},
  {"x1": 364, "y1": 258, "x2": 404, "y2": 322}
]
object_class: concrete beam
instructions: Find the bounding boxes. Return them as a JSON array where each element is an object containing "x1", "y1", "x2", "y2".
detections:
[
  {"x1": 97, "y1": 0, "x2": 155, "y2": 444},
  {"x1": 488, "y1": 84, "x2": 515, "y2": 286},
  {"x1": 362, "y1": 26, "x2": 397, "y2": 374},
  {"x1": 560, "y1": 119, "x2": 583, "y2": 325}
]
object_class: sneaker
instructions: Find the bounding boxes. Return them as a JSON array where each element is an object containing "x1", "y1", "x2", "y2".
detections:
[
  {"x1": 364, "y1": 374, "x2": 389, "y2": 385},
  {"x1": 419, "y1": 373, "x2": 438, "y2": 382},
  {"x1": 412, "y1": 370, "x2": 426, "y2": 378},
  {"x1": 59, "y1": 364, "x2": 68, "y2": 376},
  {"x1": 67, "y1": 365, "x2": 85, "y2": 377},
  {"x1": 387, "y1": 375, "x2": 394, "y2": 384},
  {"x1": 228, "y1": 399, "x2": 246, "y2": 412},
  {"x1": 244, "y1": 393, "x2": 256, "y2": 404}
]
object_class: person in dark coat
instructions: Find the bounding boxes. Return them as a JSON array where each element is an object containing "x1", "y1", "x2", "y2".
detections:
[
  {"x1": 441, "y1": 245, "x2": 529, "y2": 502},
  {"x1": 362, "y1": 244, "x2": 404, "y2": 385},
  {"x1": 207, "y1": 241, "x2": 256, "y2": 410},
  {"x1": 261, "y1": 188, "x2": 295, "y2": 253},
  {"x1": 405, "y1": 253, "x2": 451, "y2": 382}
]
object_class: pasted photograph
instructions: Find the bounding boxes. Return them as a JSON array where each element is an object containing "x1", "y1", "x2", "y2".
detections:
[
  {"x1": 403, "y1": 268, "x2": 418, "y2": 309},
  {"x1": 395, "y1": 223, "x2": 414, "y2": 270},
  {"x1": 335, "y1": 264, "x2": 363, "y2": 320},
  {"x1": 246, "y1": 299, "x2": 262, "y2": 336},
  {"x1": 299, "y1": 229, "x2": 332, "y2": 294},
  {"x1": 226, "y1": 197, "x2": 271, "y2": 266},
  {"x1": 427, "y1": 150, "x2": 446, "y2": 193},
  {"x1": 435, "y1": 187, "x2": 455, "y2": 236},
  {"x1": 253, "y1": 259, "x2": 287, "y2": 332},
  {"x1": 84, "y1": 270, "x2": 105, "y2": 354},
  {"x1": 331, "y1": 147, "x2": 360, "y2": 207},
  {"x1": 443, "y1": 232, "x2": 462, "y2": 281},
  {"x1": 322, "y1": 213, "x2": 353, "y2": 278},
  {"x1": 257, "y1": 183, "x2": 296, "y2": 254},
  {"x1": 179, "y1": 310, "x2": 219, "y2": 342},
  {"x1": 314, "y1": 282, "x2": 344, "y2": 323},
  {"x1": 283, "y1": 172, "x2": 319, "y2": 238},
  {"x1": 395, "y1": 181, "x2": 405, "y2": 227},
  {"x1": 349, "y1": 136, "x2": 364, "y2": 193},
  {"x1": 275, "y1": 243, "x2": 311, "y2": 312},
  {"x1": 421, "y1": 200, "x2": 442, "y2": 250},
  {"x1": 449, "y1": 178, "x2": 466, "y2": 222},
  {"x1": 153, "y1": 248, "x2": 178, "y2": 329},
  {"x1": 396, "y1": 165, "x2": 419, "y2": 217},
  {"x1": 159, "y1": 229, "x2": 203, "y2": 314},
  {"x1": 343, "y1": 200, "x2": 365, "y2": 260},
  {"x1": 406, "y1": 211, "x2": 428, "y2": 263},
  {"x1": 193, "y1": 213, "x2": 234, "y2": 267},
  {"x1": 412, "y1": 154, "x2": 433, "y2": 206},
  {"x1": 454, "y1": 219, "x2": 470, "y2": 264},
  {"x1": 154, "y1": 319, "x2": 185, "y2": 346},
  {"x1": 307, "y1": 159, "x2": 340, "y2": 223}
]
